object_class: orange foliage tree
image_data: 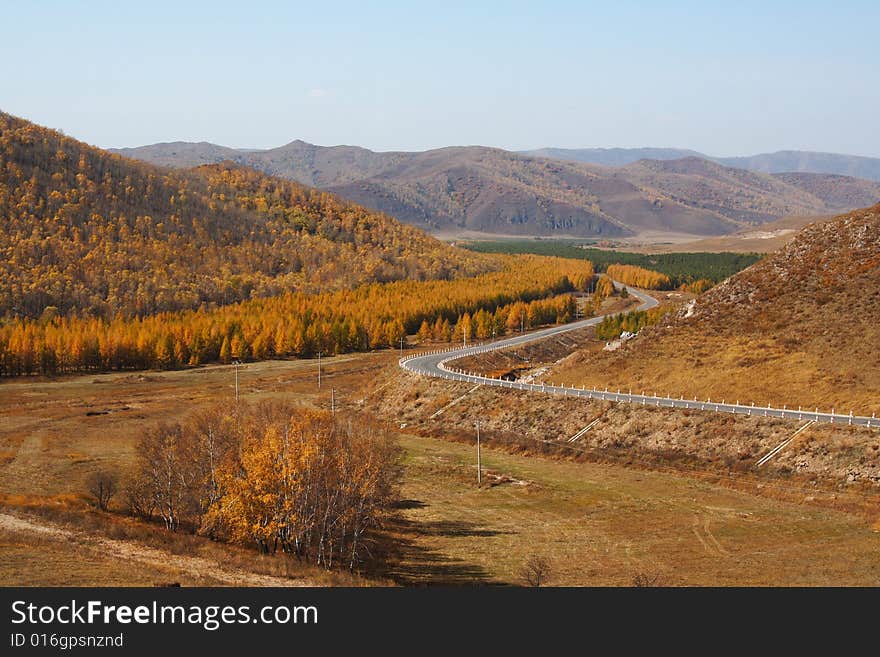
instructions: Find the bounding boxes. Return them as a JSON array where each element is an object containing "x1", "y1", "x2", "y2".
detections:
[
  {"x1": 605, "y1": 264, "x2": 671, "y2": 290},
  {"x1": 131, "y1": 402, "x2": 400, "y2": 570},
  {"x1": 0, "y1": 111, "x2": 490, "y2": 320}
]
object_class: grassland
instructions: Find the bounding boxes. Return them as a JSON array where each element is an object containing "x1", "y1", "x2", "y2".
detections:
[
  {"x1": 0, "y1": 514, "x2": 270, "y2": 587},
  {"x1": 391, "y1": 433, "x2": 880, "y2": 586},
  {"x1": 0, "y1": 355, "x2": 381, "y2": 497},
  {"x1": 645, "y1": 214, "x2": 830, "y2": 254},
  {"x1": 0, "y1": 523, "x2": 223, "y2": 586},
  {"x1": 1, "y1": 352, "x2": 879, "y2": 586},
  {"x1": 0, "y1": 355, "x2": 391, "y2": 586}
]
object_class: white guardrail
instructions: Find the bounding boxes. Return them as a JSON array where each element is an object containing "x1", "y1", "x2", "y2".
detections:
[{"x1": 397, "y1": 287, "x2": 877, "y2": 429}]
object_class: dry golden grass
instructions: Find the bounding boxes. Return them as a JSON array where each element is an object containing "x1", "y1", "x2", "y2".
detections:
[
  {"x1": 386, "y1": 433, "x2": 880, "y2": 586},
  {"x1": 0, "y1": 504, "x2": 373, "y2": 587},
  {"x1": 0, "y1": 526, "x2": 227, "y2": 586},
  {"x1": 0, "y1": 354, "x2": 396, "y2": 586},
  {"x1": 638, "y1": 214, "x2": 830, "y2": 254},
  {"x1": 0, "y1": 353, "x2": 387, "y2": 497},
  {"x1": 2, "y1": 348, "x2": 879, "y2": 586},
  {"x1": 370, "y1": 363, "x2": 880, "y2": 511}
]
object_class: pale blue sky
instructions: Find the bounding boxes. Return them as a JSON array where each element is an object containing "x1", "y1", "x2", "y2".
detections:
[{"x1": 2, "y1": 1, "x2": 878, "y2": 156}]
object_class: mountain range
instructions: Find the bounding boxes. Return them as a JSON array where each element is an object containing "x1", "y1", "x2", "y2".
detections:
[
  {"x1": 523, "y1": 147, "x2": 880, "y2": 181},
  {"x1": 114, "y1": 141, "x2": 880, "y2": 238}
]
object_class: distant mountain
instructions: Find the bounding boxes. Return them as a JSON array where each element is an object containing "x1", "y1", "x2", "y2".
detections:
[
  {"x1": 715, "y1": 151, "x2": 880, "y2": 181},
  {"x1": 116, "y1": 142, "x2": 729, "y2": 237},
  {"x1": 115, "y1": 140, "x2": 410, "y2": 186},
  {"x1": 112, "y1": 141, "x2": 244, "y2": 168},
  {"x1": 0, "y1": 113, "x2": 485, "y2": 319},
  {"x1": 616, "y1": 157, "x2": 876, "y2": 224},
  {"x1": 115, "y1": 141, "x2": 880, "y2": 238},
  {"x1": 522, "y1": 147, "x2": 705, "y2": 167},
  {"x1": 524, "y1": 147, "x2": 880, "y2": 182},
  {"x1": 322, "y1": 148, "x2": 737, "y2": 237}
]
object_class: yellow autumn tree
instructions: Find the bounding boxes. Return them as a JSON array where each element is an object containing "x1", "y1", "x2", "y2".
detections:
[
  {"x1": 185, "y1": 405, "x2": 401, "y2": 569},
  {"x1": 606, "y1": 264, "x2": 671, "y2": 290},
  {"x1": 594, "y1": 274, "x2": 615, "y2": 300},
  {"x1": 209, "y1": 421, "x2": 315, "y2": 553}
]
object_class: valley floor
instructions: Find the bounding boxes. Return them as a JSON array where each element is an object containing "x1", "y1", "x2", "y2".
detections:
[
  {"x1": 1, "y1": 352, "x2": 878, "y2": 586},
  {"x1": 390, "y1": 433, "x2": 880, "y2": 586}
]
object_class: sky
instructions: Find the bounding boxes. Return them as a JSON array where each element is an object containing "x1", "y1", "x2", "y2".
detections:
[{"x1": 2, "y1": 1, "x2": 878, "y2": 156}]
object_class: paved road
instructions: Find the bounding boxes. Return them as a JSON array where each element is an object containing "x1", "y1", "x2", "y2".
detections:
[{"x1": 400, "y1": 286, "x2": 878, "y2": 429}]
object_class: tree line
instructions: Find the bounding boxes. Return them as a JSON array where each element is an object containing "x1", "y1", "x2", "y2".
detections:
[
  {"x1": 416, "y1": 294, "x2": 578, "y2": 343},
  {"x1": 462, "y1": 240, "x2": 761, "y2": 287},
  {"x1": 0, "y1": 256, "x2": 595, "y2": 376},
  {"x1": 604, "y1": 264, "x2": 713, "y2": 294},
  {"x1": 605, "y1": 264, "x2": 671, "y2": 290}
]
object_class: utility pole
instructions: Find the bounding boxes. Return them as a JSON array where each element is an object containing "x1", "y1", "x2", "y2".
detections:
[
  {"x1": 331, "y1": 388, "x2": 336, "y2": 415},
  {"x1": 233, "y1": 360, "x2": 241, "y2": 401},
  {"x1": 476, "y1": 420, "x2": 482, "y2": 486},
  {"x1": 317, "y1": 351, "x2": 322, "y2": 389}
]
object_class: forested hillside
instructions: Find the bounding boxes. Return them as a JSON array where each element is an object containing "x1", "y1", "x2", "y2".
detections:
[
  {"x1": 0, "y1": 256, "x2": 593, "y2": 376},
  {"x1": 0, "y1": 113, "x2": 488, "y2": 320}
]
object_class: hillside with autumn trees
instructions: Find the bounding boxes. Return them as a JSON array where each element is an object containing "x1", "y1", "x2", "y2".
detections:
[
  {"x1": 0, "y1": 255, "x2": 594, "y2": 376},
  {"x1": 0, "y1": 112, "x2": 489, "y2": 320}
]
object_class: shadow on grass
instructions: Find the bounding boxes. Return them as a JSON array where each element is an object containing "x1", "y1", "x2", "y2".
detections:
[
  {"x1": 372, "y1": 500, "x2": 514, "y2": 586},
  {"x1": 391, "y1": 499, "x2": 427, "y2": 510},
  {"x1": 412, "y1": 518, "x2": 515, "y2": 538}
]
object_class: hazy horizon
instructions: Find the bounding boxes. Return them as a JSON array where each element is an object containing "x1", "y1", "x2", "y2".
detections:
[
  {"x1": 107, "y1": 136, "x2": 880, "y2": 161},
  {"x1": 3, "y1": 1, "x2": 878, "y2": 157}
]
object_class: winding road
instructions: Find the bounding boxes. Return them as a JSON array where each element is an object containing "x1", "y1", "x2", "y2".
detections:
[{"x1": 400, "y1": 286, "x2": 877, "y2": 428}]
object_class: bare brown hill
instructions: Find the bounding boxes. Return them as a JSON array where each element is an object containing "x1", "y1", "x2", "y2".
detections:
[
  {"x1": 772, "y1": 172, "x2": 880, "y2": 210},
  {"x1": 551, "y1": 204, "x2": 880, "y2": 413},
  {"x1": 116, "y1": 141, "x2": 880, "y2": 238},
  {"x1": 617, "y1": 157, "x2": 877, "y2": 224}
]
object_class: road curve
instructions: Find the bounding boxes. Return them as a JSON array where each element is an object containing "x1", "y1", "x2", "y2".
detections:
[{"x1": 400, "y1": 285, "x2": 878, "y2": 429}]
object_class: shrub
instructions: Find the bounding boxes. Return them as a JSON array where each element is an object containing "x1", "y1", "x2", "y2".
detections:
[
  {"x1": 520, "y1": 554, "x2": 552, "y2": 586},
  {"x1": 85, "y1": 470, "x2": 118, "y2": 511}
]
